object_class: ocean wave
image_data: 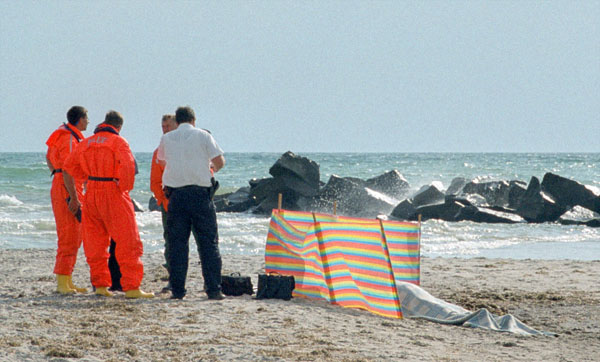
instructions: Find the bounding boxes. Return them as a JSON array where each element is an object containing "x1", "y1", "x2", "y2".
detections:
[{"x1": 0, "y1": 194, "x2": 23, "y2": 206}]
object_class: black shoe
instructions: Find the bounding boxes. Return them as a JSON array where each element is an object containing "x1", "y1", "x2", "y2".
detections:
[
  {"x1": 207, "y1": 292, "x2": 224, "y2": 300},
  {"x1": 160, "y1": 282, "x2": 172, "y2": 293},
  {"x1": 170, "y1": 294, "x2": 185, "y2": 300},
  {"x1": 109, "y1": 285, "x2": 123, "y2": 292}
]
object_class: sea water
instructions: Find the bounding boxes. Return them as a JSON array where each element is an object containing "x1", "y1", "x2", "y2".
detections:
[{"x1": 1, "y1": 152, "x2": 599, "y2": 260}]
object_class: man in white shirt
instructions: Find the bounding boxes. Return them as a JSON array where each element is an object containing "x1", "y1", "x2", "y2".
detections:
[{"x1": 157, "y1": 106, "x2": 225, "y2": 300}]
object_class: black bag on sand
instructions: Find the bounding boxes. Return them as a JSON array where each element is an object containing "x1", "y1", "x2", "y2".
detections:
[
  {"x1": 256, "y1": 273, "x2": 295, "y2": 301},
  {"x1": 221, "y1": 273, "x2": 253, "y2": 296}
]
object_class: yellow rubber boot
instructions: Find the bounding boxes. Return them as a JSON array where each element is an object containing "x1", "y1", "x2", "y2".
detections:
[
  {"x1": 56, "y1": 274, "x2": 76, "y2": 295},
  {"x1": 67, "y1": 276, "x2": 88, "y2": 293},
  {"x1": 125, "y1": 289, "x2": 155, "y2": 299},
  {"x1": 95, "y1": 287, "x2": 114, "y2": 297}
]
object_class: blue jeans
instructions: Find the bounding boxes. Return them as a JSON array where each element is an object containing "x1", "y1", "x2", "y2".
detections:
[{"x1": 166, "y1": 185, "x2": 222, "y2": 298}]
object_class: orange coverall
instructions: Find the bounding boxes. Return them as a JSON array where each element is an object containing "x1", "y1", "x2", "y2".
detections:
[
  {"x1": 46, "y1": 123, "x2": 84, "y2": 276},
  {"x1": 63, "y1": 124, "x2": 144, "y2": 291},
  {"x1": 150, "y1": 148, "x2": 168, "y2": 211}
]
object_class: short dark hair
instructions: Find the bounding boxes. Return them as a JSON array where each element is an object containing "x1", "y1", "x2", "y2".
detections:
[
  {"x1": 175, "y1": 106, "x2": 195, "y2": 124},
  {"x1": 66, "y1": 106, "x2": 87, "y2": 125},
  {"x1": 104, "y1": 110, "x2": 124, "y2": 128}
]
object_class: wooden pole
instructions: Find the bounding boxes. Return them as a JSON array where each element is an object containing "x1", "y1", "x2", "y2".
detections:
[
  {"x1": 417, "y1": 214, "x2": 422, "y2": 285},
  {"x1": 333, "y1": 201, "x2": 337, "y2": 215},
  {"x1": 278, "y1": 193, "x2": 282, "y2": 212}
]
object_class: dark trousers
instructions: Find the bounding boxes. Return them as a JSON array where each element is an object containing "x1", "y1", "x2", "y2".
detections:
[
  {"x1": 108, "y1": 239, "x2": 122, "y2": 290},
  {"x1": 167, "y1": 185, "x2": 221, "y2": 298},
  {"x1": 162, "y1": 204, "x2": 201, "y2": 276}
]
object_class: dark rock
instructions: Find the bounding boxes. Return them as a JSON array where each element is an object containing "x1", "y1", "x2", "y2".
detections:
[
  {"x1": 365, "y1": 170, "x2": 410, "y2": 199},
  {"x1": 507, "y1": 181, "x2": 527, "y2": 209},
  {"x1": 132, "y1": 198, "x2": 144, "y2": 212},
  {"x1": 558, "y1": 206, "x2": 599, "y2": 226},
  {"x1": 311, "y1": 175, "x2": 396, "y2": 217},
  {"x1": 215, "y1": 187, "x2": 257, "y2": 213},
  {"x1": 456, "y1": 206, "x2": 524, "y2": 224},
  {"x1": 585, "y1": 219, "x2": 600, "y2": 227},
  {"x1": 446, "y1": 177, "x2": 467, "y2": 195},
  {"x1": 461, "y1": 193, "x2": 488, "y2": 207},
  {"x1": 249, "y1": 177, "x2": 287, "y2": 203},
  {"x1": 255, "y1": 190, "x2": 299, "y2": 214},
  {"x1": 269, "y1": 151, "x2": 320, "y2": 197},
  {"x1": 541, "y1": 172, "x2": 600, "y2": 213},
  {"x1": 516, "y1": 176, "x2": 566, "y2": 223},
  {"x1": 148, "y1": 196, "x2": 160, "y2": 212},
  {"x1": 461, "y1": 179, "x2": 526, "y2": 208},
  {"x1": 390, "y1": 199, "x2": 416, "y2": 220},
  {"x1": 414, "y1": 200, "x2": 467, "y2": 221},
  {"x1": 411, "y1": 183, "x2": 445, "y2": 207},
  {"x1": 444, "y1": 194, "x2": 474, "y2": 207}
]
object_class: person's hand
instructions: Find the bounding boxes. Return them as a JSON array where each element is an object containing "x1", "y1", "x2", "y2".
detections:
[{"x1": 68, "y1": 197, "x2": 81, "y2": 215}]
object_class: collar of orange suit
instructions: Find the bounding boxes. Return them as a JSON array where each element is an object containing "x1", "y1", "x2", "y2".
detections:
[
  {"x1": 93, "y1": 123, "x2": 120, "y2": 135},
  {"x1": 63, "y1": 122, "x2": 84, "y2": 142},
  {"x1": 46, "y1": 123, "x2": 84, "y2": 147}
]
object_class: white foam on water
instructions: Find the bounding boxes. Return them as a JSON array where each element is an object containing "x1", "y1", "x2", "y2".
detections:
[{"x1": 0, "y1": 194, "x2": 23, "y2": 206}]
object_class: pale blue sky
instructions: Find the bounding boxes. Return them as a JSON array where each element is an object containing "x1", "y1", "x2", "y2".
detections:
[{"x1": 1, "y1": 1, "x2": 598, "y2": 153}]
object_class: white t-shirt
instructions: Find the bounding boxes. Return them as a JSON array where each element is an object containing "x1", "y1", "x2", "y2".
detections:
[{"x1": 157, "y1": 123, "x2": 223, "y2": 188}]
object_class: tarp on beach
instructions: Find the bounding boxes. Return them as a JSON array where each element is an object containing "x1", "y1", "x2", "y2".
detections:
[
  {"x1": 265, "y1": 209, "x2": 421, "y2": 319},
  {"x1": 396, "y1": 281, "x2": 555, "y2": 336},
  {"x1": 264, "y1": 209, "x2": 553, "y2": 336}
]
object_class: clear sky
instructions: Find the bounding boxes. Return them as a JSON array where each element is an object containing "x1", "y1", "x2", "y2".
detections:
[{"x1": 1, "y1": 1, "x2": 598, "y2": 153}]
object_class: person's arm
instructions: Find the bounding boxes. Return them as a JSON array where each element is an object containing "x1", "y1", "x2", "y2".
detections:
[
  {"x1": 116, "y1": 140, "x2": 136, "y2": 192},
  {"x1": 156, "y1": 137, "x2": 167, "y2": 166},
  {"x1": 46, "y1": 155, "x2": 55, "y2": 173},
  {"x1": 210, "y1": 155, "x2": 225, "y2": 173},
  {"x1": 150, "y1": 151, "x2": 166, "y2": 205},
  {"x1": 62, "y1": 141, "x2": 86, "y2": 215},
  {"x1": 63, "y1": 171, "x2": 80, "y2": 215}
]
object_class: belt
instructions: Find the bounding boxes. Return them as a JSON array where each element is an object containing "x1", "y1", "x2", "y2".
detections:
[
  {"x1": 51, "y1": 169, "x2": 62, "y2": 176},
  {"x1": 167, "y1": 185, "x2": 211, "y2": 191},
  {"x1": 88, "y1": 176, "x2": 118, "y2": 182}
]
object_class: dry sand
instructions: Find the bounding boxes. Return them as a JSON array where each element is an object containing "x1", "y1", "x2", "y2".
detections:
[{"x1": 0, "y1": 249, "x2": 598, "y2": 361}]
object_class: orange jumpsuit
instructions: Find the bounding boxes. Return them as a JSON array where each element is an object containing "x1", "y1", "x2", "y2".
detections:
[
  {"x1": 46, "y1": 123, "x2": 84, "y2": 276},
  {"x1": 63, "y1": 124, "x2": 144, "y2": 291},
  {"x1": 150, "y1": 148, "x2": 168, "y2": 211}
]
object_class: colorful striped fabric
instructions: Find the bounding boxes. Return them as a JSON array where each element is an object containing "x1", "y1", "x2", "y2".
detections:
[{"x1": 265, "y1": 209, "x2": 421, "y2": 319}]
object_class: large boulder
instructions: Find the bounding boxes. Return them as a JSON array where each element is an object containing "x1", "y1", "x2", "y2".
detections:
[
  {"x1": 249, "y1": 177, "x2": 287, "y2": 203},
  {"x1": 215, "y1": 187, "x2": 257, "y2": 213},
  {"x1": 413, "y1": 200, "x2": 467, "y2": 222},
  {"x1": 148, "y1": 196, "x2": 160, "y2": 212},
  {"x1": 365, "y1": 170, "x2": 410, "y2": 199},
  {"x1": 456, "y1": 205, "x2": 524, "y2": 224},
  {"x1": 541, "y1": 173, "x2": 600, "y2": 213},
  {"x1": 311, "y1": 175, "x2": 396, "y2": 217},
  {"x1": 390, "y1": 199, "x2": 416, "y2": 220},
  {"x1": 516, "y1": 176, "x2": 566, "y2": 223},
  {"x1": 255, "y1": 190, "x2": 300, "y2": 214},
  {"x1": 461, "y1": 179, "x2": 527, "y2": 208},
  {"x1": 446, "y1": 177, "x2": 468, "y2": 195},
  {"x1": 507, "y1": 181, "x2": 528, "y2": 209},
  {"x1": 558, "y1": 205, "x2": 599, "y2": 227},
  {"x1": 132, "y1": 198, "x2": 144, "y2": 212},
  {"x1": 269, "y1": 151, "x2": 320, "y2": 197},
  {"x1": 411, "y1": 182, "x2": 445, "y2": 207}
]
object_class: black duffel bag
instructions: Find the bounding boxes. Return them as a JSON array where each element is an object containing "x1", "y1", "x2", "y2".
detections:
[
  {"x1": 221, "y1": 272, "x2": 253, "y2": 296},
  {"x1": 256, "y1": 273, "x2": 295, "y2": 301}
]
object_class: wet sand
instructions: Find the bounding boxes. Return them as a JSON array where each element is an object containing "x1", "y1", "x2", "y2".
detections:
[{"x1": 0, "y1": 249, "x2": 598, "y2": 361}]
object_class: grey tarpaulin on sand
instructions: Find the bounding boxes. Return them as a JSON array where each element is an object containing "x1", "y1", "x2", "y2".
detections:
[{"x1": 396, "y1": 282, "x2": 556, "y2": 336}]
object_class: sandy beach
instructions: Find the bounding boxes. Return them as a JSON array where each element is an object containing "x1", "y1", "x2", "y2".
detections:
[{"x1": 0, "y1": 249, "x2": 598, "y2": 361}]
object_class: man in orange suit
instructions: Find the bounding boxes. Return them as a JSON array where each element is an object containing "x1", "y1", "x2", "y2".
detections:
[
  {"x1": 151, "y1": 114, "x2": 178, "y2": 291},
  {"x1": 63, "y1": 110, "x2": 153, "y2": 298},
  {"x1": 46, "y1": 106, "x2": 89, "y2": 294}
]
